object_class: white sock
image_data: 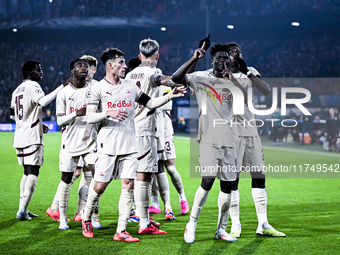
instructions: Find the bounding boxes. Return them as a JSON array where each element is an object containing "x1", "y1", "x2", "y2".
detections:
[
  {"x1": 19, "y1": 174, "x2": 28, "y2": 208},
  {"x1": 150, "y1": 177, "x2": 159, "y2": 208},
  {"x1": 117, "y1": 189, "x2": 134, "y2": 233},
  {"x1": 58, "y1": 180, "x2": 72, "y2": 221},
  {"x1": 217, "y1": 191, "x2": 231, "y2": 230},
  {"x1": 230, "y1": 189, "x2": 241, "y2": 229},
  {"x1": 76, "y1": 171, "x2": 92, "y2": 215},
  {"x1": 252, "y1": 188, "x2": 268, "y2": 227},
  {"x1": 84, "y1": 183, "x2": 101, "y2": 221},
  {"x1": 156, "y1": 172, "x2": 172, "y2": 211},
  {"x1": 21, "y1": 174, "x2": 37, "y2": 209},
  {"x1": 189, "y1": 186, "x2": 209, "y2": 224},
  {"x1": 166, "y1": 165, "x2": 186, "y2": 201},
  {"x1": 135, "y1": 181, "x2": 150, "y2": 229}
]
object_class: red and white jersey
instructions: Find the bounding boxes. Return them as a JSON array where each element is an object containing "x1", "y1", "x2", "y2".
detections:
[
  {"x1": 56, "y1": 83, "x2": 97, "y2": 156},
  {"x1": 87, "y1": 78, "x2": 142, "y2": 155},
  {"x1": 126, "y1": 65, "x2": 162, "y2": 137},
  {"x1": 232, "y1": 67, "x2": 260, "y2": 137},
  {"x1": 11, "y1": 80, "x2": 45, "y2": 148},
  {"x1": 186, "y1": 71, "x2": 235, "y2": 147}
]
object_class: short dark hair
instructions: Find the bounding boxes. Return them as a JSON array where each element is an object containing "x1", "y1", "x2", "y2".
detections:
[
  {"x1": 209, "y1": 44, "x2": 229, "y2": 59},
  {"x1": 69, "y1": 58, "x2": 87, "y2": 71},
  {"x1": 100, "y1": 48, "x2": 125, "y2": 66},
  {"x1": 226, "y1": 42, "x2": 241, "y2": 51},
  {"x1": 22, "y1": 60, "x2": 40, "y2": 79}
]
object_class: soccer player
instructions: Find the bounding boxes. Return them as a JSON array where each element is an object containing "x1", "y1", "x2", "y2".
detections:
[
  {"x1": 81, "y1": 47, "x2": 186, "y2": 241},
  {"x1": 172, "y1": 43, "x2": 247, "y2": 243},
  {"x1": 47, "y1": 58, "x2": 97, "y2": 230},
  {"x1": 11, "y1": 60, "x2": 67, "y2": 220},
  {"x1": 226, "y1": 42, "x2": 286, "y2": 237},
  {"x1": 126, "y1": 38, "x2": 180, "y2": 225},
  {"x1": 149, "y1": 86, "x2": 189, "y2": 215}
]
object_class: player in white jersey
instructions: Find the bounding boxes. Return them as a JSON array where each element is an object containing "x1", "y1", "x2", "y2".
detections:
[
  {"x1": 226, "y1": 42, "x2": 286, "y2": 238},
  {"x1": 172, "y1": 43, "x2": 248, "y2": 243},
  {"x1": 126, "y1": 38, "x2": 182, "y2": 226},
  {"x1": 81, "y1": 47, "x2": 186, "y2": 241},
  {"x1": 10, "y1": 60, "x2": 67, "y2": 220},
  {"x1": 46, "y1": 56, "x2": 101, "y2": 227},
  {"x1": 150, "y1": 86, "x2": 189, "y2": 215},
  {"x1": 46, "y1": 58, "x2": 97, "y2": 230}
]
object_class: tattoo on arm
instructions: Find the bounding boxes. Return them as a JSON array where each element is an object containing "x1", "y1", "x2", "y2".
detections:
[{"x1": 155, "y1": 75, "x2": 176, "y2": 87}]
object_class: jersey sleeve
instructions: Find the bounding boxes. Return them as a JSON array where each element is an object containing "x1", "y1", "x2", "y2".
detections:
[
  {"x1": 56, "y1": 90, "x2": 66, "y2": 116},
  {"x1": 249, "y1": 66, "x2": 261, "y2": 77},
  {"x1": 30, "y1": 82, "x2": 45, "y2": 104}
]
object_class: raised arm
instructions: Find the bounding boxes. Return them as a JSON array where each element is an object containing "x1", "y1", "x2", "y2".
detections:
[
  {"x1": 171, "y1": 42, "x2": 206, "y2": 85},
  {"x1": 38, "y1": 78, "x2": 71, "y2": 107}
]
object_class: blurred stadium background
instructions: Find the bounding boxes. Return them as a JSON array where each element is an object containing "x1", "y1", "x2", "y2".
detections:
[{"x1": 0, "y1": 0, "x2": 340, "y2": 146}]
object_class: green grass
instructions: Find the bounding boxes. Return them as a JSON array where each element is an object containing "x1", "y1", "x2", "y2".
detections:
[{"x1": 1, "y1": 132, "x2": 340, "y2": 255}]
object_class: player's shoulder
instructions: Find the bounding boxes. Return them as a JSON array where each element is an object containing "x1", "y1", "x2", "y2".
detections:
[{"x1": 249, "y1": 66, "x2": 261, "y2": 76}]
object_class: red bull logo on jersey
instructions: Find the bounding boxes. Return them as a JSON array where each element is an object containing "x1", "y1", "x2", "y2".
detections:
[
  {"x1": 107, "y1": 100, "x2": 132, "y2": 109},
  {"x1": 70, "y1": 105, "x2": 86, "y2": 113}
]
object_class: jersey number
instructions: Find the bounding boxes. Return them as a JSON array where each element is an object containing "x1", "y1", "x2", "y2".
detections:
[{"x1": 15, "y1": 95, "x2": 24, "y2": 120}]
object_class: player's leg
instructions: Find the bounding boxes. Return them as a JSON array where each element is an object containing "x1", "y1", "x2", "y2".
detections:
[
  {"x1": 58, "y1": 171, "x2": 74, "y2": 229},
  {"x1": 149, "y1": 176, "x2": 161, "y2": 213}
]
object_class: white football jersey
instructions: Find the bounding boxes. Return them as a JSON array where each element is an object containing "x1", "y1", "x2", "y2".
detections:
[
  {"x1": 159, "y1": 86, "x2": 174, "y2": 137},
  {"x1": 232, "y1": 67, "x2": 260, "y2": 137},
  {"x1": 87, "y1": 78, "x2": 142, "y2": 155},
  {"x1": 186, "y1": 71, "x2": 235, "y2": 147},
  {"x1": 56, "y1": 83, "x2": 97, "y2": 156},
  {"x1": 11, "y1": 80, "x2": 45, "y2": 148},
  {"x1": 126, "y1": 65, "x2": 162, "y2": 137}
]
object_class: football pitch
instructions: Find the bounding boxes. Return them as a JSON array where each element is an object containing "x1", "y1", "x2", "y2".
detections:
[{"x1": 0, "y1": 132, "x2": 339, "y2": 255}]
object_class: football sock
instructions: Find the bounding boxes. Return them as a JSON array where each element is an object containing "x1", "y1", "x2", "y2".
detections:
[
  {"x1": 50, "y1": 184, "x2": 60, "y2": 211},
  {"x1": 83, "y1": 183, "x2": 101, "y2": 221},
  {"x1": 21, "y1": 174, "x2": 37, "y2": 209},
  {"x1": 58, "y1": 180, "x2": 72, "y2": 221},
  {"x1": 217, "y1": 191, "x2": 231, "y2": 230},
  {"x1": 189, "y1": 186, "x2": 209, "y2": 224},
  {"x1": 117, "y1": 189, "x2": 134, "y2": 233},
  {"x1": 156, "y1": 172, "x2": 172, "y2": 211},
  {"x1": 19, "y1": 174, "x2": 28, "y2": 208},
  {"x1": 166, "y1": 165, "x2": 186, "y2": 201},
  {"x1": 252, "y1": 188, "x2": 268, "y2": 227},
  {"x1": 135, "y1": 181, "x2": 150, "y2": 229},
  {"x1": 230, "y1": 189, "x2": 241, "y2": 226},
  {"x1": 150, "y1": 177, "x2": 160, "y2": 208},
  {"x1": 76, "y1": 171, "x2": 92, "y2": 215}
]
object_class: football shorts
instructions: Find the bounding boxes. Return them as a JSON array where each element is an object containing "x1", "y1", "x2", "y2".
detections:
[{"x1": 16, "y1": 144, "x2": 44, "y2": 166}]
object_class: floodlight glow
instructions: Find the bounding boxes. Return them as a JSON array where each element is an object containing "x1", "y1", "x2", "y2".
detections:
[
  {"x1": 49, "y1": 0, "x2": 53, "y2": 2},
  {"x1": 227, "y1": 25, "x2": 234, "y2": 29},
  {"x1": 161, "y1": 27, "x2": 166, "y2": 31},
  {"x1": 13, "y1": 28, "x2": 17, "y2": 32},
  {"x1": 291, "y1": 22, "x2": 300, "y2": 27}
]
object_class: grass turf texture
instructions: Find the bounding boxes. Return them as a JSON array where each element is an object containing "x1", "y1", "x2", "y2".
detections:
[{"x1": 0, "y1": 132, "x2": 339, "y2": 255}]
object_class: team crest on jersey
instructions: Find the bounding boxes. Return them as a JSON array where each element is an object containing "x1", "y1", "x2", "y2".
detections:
[{"x1": 35, "y1": 88, "x2": 42, "y2": 94}]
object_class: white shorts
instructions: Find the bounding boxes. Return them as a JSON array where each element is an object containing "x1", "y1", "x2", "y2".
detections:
[
  {"x1": 94, "y1": 153, "x2": 137, "y2": 182},
  {"x1": 59, "y1": 151, "x2": 97, "y2": 172},
  {"x1": 16, "y1": 144, "x2": 44, "y2": 166},
  {"x1": 163, "y1": 135, "x2": 176, "y2": 161},
  {"x1": 198, "y1": 144, "x2": 237, "y2": 181},
  {"x1": 235, "y1": 136, "x2": 265, "y2": 174},
  {"x1": 137, "y1": 136, "x2": 158, "y2": 173},
  {"x1": 156, "y1": 135, "x2": 165, "y2": 161},
  {"x1": 77, "y1": 156, "x2": 85, "y2": 168}
]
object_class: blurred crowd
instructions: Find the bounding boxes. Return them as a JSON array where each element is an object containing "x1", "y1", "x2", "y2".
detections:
[{"x1": 2, "y1": 0, "x2": 339, "y2": 20}]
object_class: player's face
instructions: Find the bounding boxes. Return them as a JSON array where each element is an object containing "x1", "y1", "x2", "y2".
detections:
[
  {"x1": 87, "y1": 65, "x2": 96, "y2": 81},
  {"x1": 212, "y1": 51, "x2": 229, "y2": 72},
  {"x1": 72, "y1": 60, "x2": 88, "y2": 79},
  {"x1": 110, "y1": 57, "x2": 127, "y2": 78},
  {"x1": 228, "y1": 46, "x2": 242, "y2": 65},
  {"x1": 30, "y1": 64, "x2": 43, "y2": 82}
]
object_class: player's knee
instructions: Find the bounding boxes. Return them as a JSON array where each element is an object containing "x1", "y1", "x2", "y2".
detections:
[
  {"x1": 157, "y1": 160, "x2": 164, "y2": 174},
  {"x1": 25, "y1": 165, "x2": 40, "y2": 177},
  {"x1": 201, "y1": 177, "x2": 215, "y2": 191},
  {"x1": 220, "y1": 180, "x2": 232, "y2": 194},
  {"x1": 61, "y1": 172, "x2": 74, "y2": 184},
  {"x1": 252, "y1": 177, "x2": 266, "y2": 189}
]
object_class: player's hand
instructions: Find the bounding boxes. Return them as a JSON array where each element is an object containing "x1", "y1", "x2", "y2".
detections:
[
  {"x1": 193, "y1": 42, "x2": 206, "y2": 59},
  {"x1": 198, "y1": 34, "x2": 211, "y2": 51},
  {"x1": 43, "y1": 124, "x2": 49, "y2": 134},
  {"x1": 234, "y1": 56, "x2": 249, "y2": 75},
  {"x1": 76, "y1": 107, "x2": 86, "y2": 116},
  {"x1": 171, "y1": 86, "x2": 187, "y2": 98},
  {"x1": 106, "y1": 109, "x2": 128, "y2": 121},
  {"x1": 63, "y1": 77, "x2": 73, "y2": 87},
  {"x1": 221, "y1": 62, "x2": 233, "y2": 79}
]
